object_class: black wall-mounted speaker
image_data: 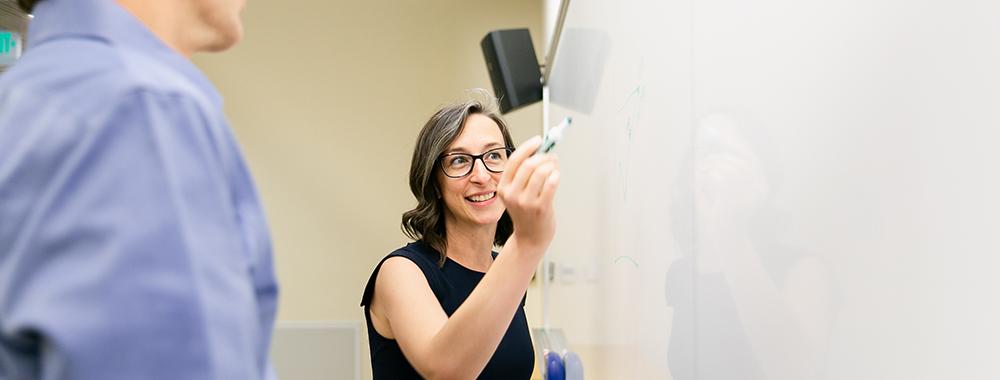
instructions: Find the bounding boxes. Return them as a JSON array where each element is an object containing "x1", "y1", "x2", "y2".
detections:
[{"x1": 481, "y1": 29, "x2": 543, "y2": 114}]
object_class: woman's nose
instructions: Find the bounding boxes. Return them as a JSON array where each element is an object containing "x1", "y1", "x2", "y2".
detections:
[{"x1": 469, "y1": 159, "x2": 491, "y2": 182}]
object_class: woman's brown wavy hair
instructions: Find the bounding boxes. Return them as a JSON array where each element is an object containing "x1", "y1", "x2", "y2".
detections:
[{"x1": 401, "y1": 92, "x2": 516, "y2": 266}]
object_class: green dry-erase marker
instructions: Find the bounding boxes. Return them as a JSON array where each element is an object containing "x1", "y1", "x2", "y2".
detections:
[{"x1": 535, "y1": 117, "x2": 572, "y2": 156}]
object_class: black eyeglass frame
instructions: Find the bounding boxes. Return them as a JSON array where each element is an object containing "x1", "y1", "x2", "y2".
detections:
[{"x1": 438, "y1": 147, "x2": 514, "y2": 178}]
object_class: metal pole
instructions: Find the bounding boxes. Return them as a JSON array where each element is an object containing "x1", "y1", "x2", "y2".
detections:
[{"x1": 541, "y1": 0, "x2": 571, "y2": 86}]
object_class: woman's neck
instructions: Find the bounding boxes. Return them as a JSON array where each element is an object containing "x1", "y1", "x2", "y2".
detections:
[{"x1": 443, "y1": 220, "x2": 497, "y2": 272}]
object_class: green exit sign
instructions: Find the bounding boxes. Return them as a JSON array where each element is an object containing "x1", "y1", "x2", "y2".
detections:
[{"x1": 1, "y1": 31, "x2": 23, "y2": 65}]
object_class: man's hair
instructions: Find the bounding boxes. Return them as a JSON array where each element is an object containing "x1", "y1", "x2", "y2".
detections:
[{"x1": 18, "y1": 0, "x2": 40, "y2": 13}]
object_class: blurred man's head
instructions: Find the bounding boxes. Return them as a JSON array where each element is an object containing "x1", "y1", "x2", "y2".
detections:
[
  {"x1": 17, "y1": 0, "x2": 39, "y2": 13},
  {"x1": 20, "y1": 0, "x2": 247, "y2": 56},
  {"x1": 182, "y1": 0, "x2": 248, "y2": 53},
  {"x1": 119, "y1": 0, "x2": 248, "y2": 55}
]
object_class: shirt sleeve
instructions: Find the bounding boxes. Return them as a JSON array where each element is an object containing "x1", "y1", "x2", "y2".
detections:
[{"x1": 0, "y1": 90, "x2": 270, "y2": 379}]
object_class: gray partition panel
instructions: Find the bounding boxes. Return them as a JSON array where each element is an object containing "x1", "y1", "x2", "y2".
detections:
[{"x1": 269, "y1": 321, "x2": 360, "y2": 380}]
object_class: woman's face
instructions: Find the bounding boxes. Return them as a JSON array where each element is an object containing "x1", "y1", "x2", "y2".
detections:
[{"x1": 437, "y1": 114, "x2": 508, "y2": 230}]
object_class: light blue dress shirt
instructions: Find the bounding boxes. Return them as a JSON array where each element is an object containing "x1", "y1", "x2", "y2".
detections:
[{"x1": 0, "y1": 0, "x2": 279, "y2": 378}]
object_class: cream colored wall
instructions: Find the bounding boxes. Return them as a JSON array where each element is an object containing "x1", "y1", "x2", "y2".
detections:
[{"x1": 193, "y1": 1, "x2": 544, "y2": 376}]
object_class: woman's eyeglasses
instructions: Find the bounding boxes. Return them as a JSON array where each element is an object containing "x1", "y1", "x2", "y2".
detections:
[{"x1": 439, "y1": 147, "x2": 513, "y2": 178}]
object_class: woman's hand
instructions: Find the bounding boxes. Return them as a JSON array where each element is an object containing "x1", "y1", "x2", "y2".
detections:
[{"x1": 498, "y1": 136, "x2": 561, "y2": 254}]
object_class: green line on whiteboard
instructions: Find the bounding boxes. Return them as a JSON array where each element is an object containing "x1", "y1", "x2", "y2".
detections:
[
  {"x1": 617, "y1": 85, "x2": 643, "y2": 113},
  {"x1": 614, "y1": 255, "x2": 639, "y2": 267}
]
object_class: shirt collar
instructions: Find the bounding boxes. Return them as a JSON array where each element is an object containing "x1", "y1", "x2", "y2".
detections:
[{"x1": 28, "y1": 0, "x2": 223, "y2": 108}]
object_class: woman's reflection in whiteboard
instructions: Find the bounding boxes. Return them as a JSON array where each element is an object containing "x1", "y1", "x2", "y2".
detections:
[{"x1": 665, "y1": 112, "x2": 836, "y2": 380}]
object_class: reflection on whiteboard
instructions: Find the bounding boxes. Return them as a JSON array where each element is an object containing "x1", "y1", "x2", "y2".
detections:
[
  {"x1": 544, "y1": 0, "x2": 1000, "y2": 378},
  {"x1": 667, "y1": 113, "x2": 836, "y2": 380},
  {"x1": 548, "y1": 28, "x2": 611, "y2": 114}
]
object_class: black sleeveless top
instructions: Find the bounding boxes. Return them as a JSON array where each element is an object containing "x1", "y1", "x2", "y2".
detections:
[{"x1": 360, "y1": 241, "x2": 534, "y2": 379}]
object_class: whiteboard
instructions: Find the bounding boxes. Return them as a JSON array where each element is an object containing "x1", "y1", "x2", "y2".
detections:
[{"x1": 543, "y1": 0, "x2": 1000, "y2": 379}]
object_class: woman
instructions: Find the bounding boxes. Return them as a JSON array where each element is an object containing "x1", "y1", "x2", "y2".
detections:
[{"x1": 360, "y1": 95, "x2": 560, "y2": 379}]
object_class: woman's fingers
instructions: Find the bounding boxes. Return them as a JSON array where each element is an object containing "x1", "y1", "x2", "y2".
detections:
[
  {"x1": 508, "y1": 155, "x2": 547, "y2": 197},
  {"x1": 523, "y1": 161, "x2": 556, "y2": 201},
  {"x1": 500, "y1": 136, "x2": 542, "y2": 190},
  {"x1": 539, "y1": 170, "x2": 560, "y2": 205},
  {"x1": 499, "y1": 139, "x2": 560, "y2": 250},
  {"x1": 499, "y1": 135, "x2": 561, "y2": 248},
  {"x1": 541, "y1": 154, "x2": 559, "y2": 197}
]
